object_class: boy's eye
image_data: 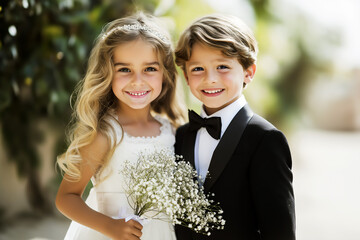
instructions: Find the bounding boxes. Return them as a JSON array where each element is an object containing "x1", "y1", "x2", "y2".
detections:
[
  {"x1": 191, "y1": 67, "x2": 204, "y2": 72},
  {"x1": 118, "y1": 68, "x2": 131, "y2": 72},
  {"x1": 217, "y1": 65, "x2": 229, "y2": 70},
  {"x1": 145, "y1": 67, "x2": 157, "y2": 72}
]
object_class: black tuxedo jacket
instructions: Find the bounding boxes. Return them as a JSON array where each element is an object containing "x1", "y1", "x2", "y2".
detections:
[{"x1": 175, "y1": 105, "x2": 296, "y2": 240}]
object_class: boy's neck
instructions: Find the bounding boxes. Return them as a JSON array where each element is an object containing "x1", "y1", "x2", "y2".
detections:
[{"x1": 203, "y1": 95, "x2": 241, "y2": 116}]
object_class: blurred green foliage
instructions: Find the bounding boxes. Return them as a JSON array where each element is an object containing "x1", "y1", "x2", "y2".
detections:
[{"x1": 0, "y1": 0, "x2": 163, "y2": 213}]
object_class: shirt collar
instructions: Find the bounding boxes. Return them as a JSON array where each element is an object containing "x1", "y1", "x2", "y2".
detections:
[{"x1": 201, "y1": 95, "x2": 247, "y2": 137}]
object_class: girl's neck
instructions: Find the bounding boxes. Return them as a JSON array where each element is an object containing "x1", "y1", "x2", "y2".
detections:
[
  {"x1": 117, "y1": 104, "x2": 153, "y2": 125},
  {"x1": 116, "y1": 103, "x2": 162, "y2": 138}
]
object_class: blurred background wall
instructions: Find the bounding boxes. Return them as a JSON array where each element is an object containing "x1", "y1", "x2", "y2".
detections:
[{"x1": 0, "y1": 0, "x2": 359, "y2": 239}]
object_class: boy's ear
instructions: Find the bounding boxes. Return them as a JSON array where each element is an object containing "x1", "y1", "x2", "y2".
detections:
[{"x1": 244, "y1": 64, "x2": 256, "y2": 85}]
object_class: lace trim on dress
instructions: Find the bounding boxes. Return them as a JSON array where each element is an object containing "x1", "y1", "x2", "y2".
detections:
[{"x1": 122, "y1": 115, "x2": 172, "y2": 143}]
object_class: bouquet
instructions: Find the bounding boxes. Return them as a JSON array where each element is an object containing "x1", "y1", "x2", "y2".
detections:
[{"x1": 120, "y1": 148, "x2": 225, "y2": 235}]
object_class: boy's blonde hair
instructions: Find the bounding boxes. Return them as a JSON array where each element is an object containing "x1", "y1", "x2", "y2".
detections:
[
  {"x1": 175, "y1": 14, "x2": 258, "y2": 72},
  {"x1": 57, "y1": 12, "x2": 185, "y2": 181}
]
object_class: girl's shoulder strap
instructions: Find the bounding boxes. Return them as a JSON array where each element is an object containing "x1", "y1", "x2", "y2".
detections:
[{"x1": 154, "y1": 114, "x2": 174, "y2": 134}]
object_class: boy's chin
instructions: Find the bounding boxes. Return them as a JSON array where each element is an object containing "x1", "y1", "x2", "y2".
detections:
[
  {"x1": 202, "y1": 97, "x2": 240, "y2": 115},
  {"x1": 203, "y1": 104, "x2": 225, "y2": 115}
]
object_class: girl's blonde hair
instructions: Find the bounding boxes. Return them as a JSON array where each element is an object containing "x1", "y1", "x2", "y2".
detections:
[
  {"x1": 57, "y1": 12, "x2": 185, "y2": 181},
  {"x1": 175, "y1": 14, "x2": 258, "y2": 73}
]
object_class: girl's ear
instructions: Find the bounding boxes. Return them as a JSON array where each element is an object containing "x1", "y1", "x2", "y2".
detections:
[{"x1": 244, "y1": 64, "x2": 256, "y2": 85}]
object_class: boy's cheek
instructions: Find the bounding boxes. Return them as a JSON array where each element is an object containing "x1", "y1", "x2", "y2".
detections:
[
  {"x1": 189, "y1": 88, "x2": 200, "y2": 99},
  {"x1": 187, "y1": 81, "x2": 198, "y2": 94},
  {"x1": 187, "y1": 78, "x2": 199, "y2": 90}
]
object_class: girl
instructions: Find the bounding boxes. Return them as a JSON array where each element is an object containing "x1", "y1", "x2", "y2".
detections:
[{"x1": 56, "y1": 12, "x2": 185, "y2": 240}]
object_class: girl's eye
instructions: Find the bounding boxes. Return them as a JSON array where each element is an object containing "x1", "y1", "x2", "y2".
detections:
[
  {"x1": 191, "y1": 67, "x2": 204, "y2": 72},
  {"x1": 145, "y1": 67, "x2": 157, "y2": 72},
  {"x1": 217, "y1": 65, "x2": 229, "y2": 70},
  {"x1": 118, "y1": 68, "x2": 131, "y2": 72}
]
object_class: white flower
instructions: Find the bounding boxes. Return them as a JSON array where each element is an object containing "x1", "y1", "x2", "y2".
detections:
[{"x1": 120, "y1": 149, "x2": 226, "y2": 235}]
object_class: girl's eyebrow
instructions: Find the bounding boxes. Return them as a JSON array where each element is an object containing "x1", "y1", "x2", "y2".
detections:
[
  {"x1": 145, "y1": 62, "x2": 160, "y2": 66},
  {"x1": 114, "y1": 62, "x2": 129, "y2": 67},
  {"x1": 114, "y1": 62, "x2": 160, "y2": 66}
]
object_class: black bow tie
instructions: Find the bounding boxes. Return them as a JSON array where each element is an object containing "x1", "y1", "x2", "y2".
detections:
[{"x1": 188, "y1": 110, "x2": 222, "y2": 140}]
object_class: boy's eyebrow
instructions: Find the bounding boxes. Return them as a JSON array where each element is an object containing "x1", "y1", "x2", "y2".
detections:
[
  {"x1": 187, "y1": 61, "x2": 205, "y2": 68},
  {"x1": 187, "y1": 58, "x2": 233, "y2": 67},
  {"x1": 187, "y1": 61, "x2": 201, "y2": 66},
  {"x1": 114, "y1": 62, "x2": 160, "y2": 66},
  {"x1": 215, "y1": 58, "x2": 233, "y2": 63}
]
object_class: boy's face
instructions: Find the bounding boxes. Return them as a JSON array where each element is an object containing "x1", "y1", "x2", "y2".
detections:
[{"x1": 185, "y1": 43, "x2": 256, "y2": 115}]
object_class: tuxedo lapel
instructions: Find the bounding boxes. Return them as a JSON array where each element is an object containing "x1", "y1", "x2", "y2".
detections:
[
  {"x1": 204, "y1": 104, "x2": 254, "y2": 192},
  {"x1": 183, "y1": 126, "x2": 197, "y2": 168}
]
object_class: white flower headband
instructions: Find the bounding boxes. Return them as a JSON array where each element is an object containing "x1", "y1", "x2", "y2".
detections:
[{"x1": 101, "y1": 23, "x2": 167, "y2": 42}]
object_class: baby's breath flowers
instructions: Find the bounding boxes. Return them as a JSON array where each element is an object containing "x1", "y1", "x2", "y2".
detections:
[
  {"x1": 120, "y1": 148, "x2": 225, "y2": 235},
  {"x1": 121, "y1": 148, "x2": 178, "y2": 220},
  {"x1": 172, "y1": 157, "x2": 225, "y2": 235}
]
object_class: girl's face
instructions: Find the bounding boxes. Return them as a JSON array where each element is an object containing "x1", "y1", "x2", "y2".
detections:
[{"x1": 112, "y1": 38, "x2": 163, "y2": 110}]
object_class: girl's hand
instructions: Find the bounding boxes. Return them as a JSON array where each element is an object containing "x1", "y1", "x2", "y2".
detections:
[{"x1": 107, "y1": 218, "x2": 143, "y2": 240}]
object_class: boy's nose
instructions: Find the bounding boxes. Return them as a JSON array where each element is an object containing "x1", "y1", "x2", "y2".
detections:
[{"x1": 205, "y1": 71, "x2": 218, "y2": 83}]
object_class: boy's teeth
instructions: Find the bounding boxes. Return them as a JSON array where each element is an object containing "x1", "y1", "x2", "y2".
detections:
[
  {"x1": 204, "y1": 89, "x2": 222, "y2": 94},
  {"x1": 129, "y1": 91, "x2": 148, "y2": 96}
]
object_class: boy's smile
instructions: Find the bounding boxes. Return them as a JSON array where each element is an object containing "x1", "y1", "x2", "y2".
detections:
[
  {"x1": 202, "y1": 88, "x2": 224, "y2": 96},
  {"x1": 185, "y1": 43, "x2": 255, "y2": 115}
]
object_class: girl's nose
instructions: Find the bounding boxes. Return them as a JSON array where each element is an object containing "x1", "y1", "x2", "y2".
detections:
[{"x1": 131, "y1": 73, "x2": 144, "y2": 85}]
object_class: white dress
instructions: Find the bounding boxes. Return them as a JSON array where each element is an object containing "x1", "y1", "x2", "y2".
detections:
[{"x1": 64, "y1": 115, "x2": 177, "y2": 240}]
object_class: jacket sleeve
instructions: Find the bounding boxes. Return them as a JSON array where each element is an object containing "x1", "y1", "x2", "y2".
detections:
[{"x1": 250, "y1": 129, "x2": 296, "y2": 240}]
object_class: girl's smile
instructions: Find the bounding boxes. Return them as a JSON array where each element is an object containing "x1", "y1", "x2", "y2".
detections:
[{"x1": 126, "y1": 90, "x2": 151, "y2": 98}]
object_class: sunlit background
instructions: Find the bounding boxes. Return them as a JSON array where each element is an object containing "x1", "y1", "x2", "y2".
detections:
[{"x1": 1, "y1": 0, "x2": 359, "y2": 239}]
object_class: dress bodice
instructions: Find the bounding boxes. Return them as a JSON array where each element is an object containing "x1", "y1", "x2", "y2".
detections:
[{"x1": 92, "y1": 115, "x2": 175, "y2": 193}]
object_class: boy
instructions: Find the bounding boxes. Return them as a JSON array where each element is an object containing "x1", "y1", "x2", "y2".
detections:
[{"x1": 174, "y1": 14, "x2": 296, "y2": 240}]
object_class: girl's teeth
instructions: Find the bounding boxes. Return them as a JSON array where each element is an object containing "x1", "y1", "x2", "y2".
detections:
[{"x1": 129, "y1": 91, "x2": 148, "y2": 96}]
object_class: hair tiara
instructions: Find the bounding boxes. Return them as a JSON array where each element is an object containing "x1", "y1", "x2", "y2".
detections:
[{"x1": 101, "y1": 23, "x2": 167, "y2": 42}]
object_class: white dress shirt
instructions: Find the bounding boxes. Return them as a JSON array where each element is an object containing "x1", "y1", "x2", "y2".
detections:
[{"x1": 194, "y1": 95, "x2": 247, "y2": 184}]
